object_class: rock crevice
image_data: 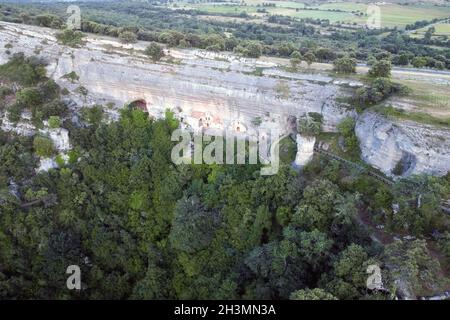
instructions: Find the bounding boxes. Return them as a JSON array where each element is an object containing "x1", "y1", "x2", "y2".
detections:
[{"x1": 356, "y1": 112, "x2": 450, "y2": 177}]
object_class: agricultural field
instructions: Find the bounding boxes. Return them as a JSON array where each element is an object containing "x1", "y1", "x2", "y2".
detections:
[
  {"x1": 270, "y1": 7, "x2": 355, "y2": 23},
  {"x1": 171, "y1": 1, "x2": 450, "y2": 28},
  {"x1": 393, "y1": 79, "x2": 450, "y2": 119},
  {"x1": 430, "y1": 22, "x2": 450, "y2": 35},
  {"x1": 372, "y1": 4, "x2": 450, "y2": 28},
  {"x1": 413, "y1": 21, "x2": 450, "y2": 37},
  {"x1": 245, "y1": 0, "x2": 305, "y2": 8},
  {"x1": 186, "y1": 4, "x2": 260, "y2": 15}
]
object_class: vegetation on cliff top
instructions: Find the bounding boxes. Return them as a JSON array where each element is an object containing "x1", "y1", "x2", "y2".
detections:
[{"x1": 1, "y1": 1, "x2": 450, "y2": 70}]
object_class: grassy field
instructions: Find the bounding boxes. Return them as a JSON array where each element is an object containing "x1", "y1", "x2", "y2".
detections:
[
  {"x1": 377, "y1": 78, "x2": 450, "y2": 127},
  {"x1": 172, "y1": 1, "x2": 450, "y2": 28},
  {"x1": 271, "y1": 7, "x2": 355, "y2": 22},
  {"x1": 310, "y1": 2, "x2": 367, "y2": 11},
  {"x1": 432, "y1": 22, "x2": 450, "y2": 35},
  {"x1": 196, "y1": 14, "x2": 266, "y2": 24},
  {"x1": 394, "y1": 79, "x2": 450, "y2": 118},
  {"x1": 191, "y1": 4, "x2": 259, "y2": 15},
  {"x1": 313, "y1": 3, "x2": 450, "y2": 27},
  {"x1": 414, "y1": 21, "x2": 450, "y2": 36},
  {"x1": 245, "y1": 0, "x2": 305, "y2": 9},
  {"x1": 377, "y1": 105, "x2": 450, "y2": 127},
  {"x1": 375, "y1": 4, "x2": 450, "y2": 27}
]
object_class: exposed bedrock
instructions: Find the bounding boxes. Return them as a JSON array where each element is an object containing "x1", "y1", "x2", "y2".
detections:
[
  {"x1": 0, "y1": 21, "x2": 355, "y2": 136},
  {"x1": 295, "y1": 135, "x2": 316, "y2": 167},
  {"x1": 356, "y1": 112, "x2": 450, "y2": 177},
  {"x1": 48, "y1": 50, "x2": 354, "y2": 135}
]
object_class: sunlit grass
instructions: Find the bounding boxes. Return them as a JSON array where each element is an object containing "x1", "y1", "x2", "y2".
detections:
[{"x1": 182, "y1": 2, "x2": 450, "y2": 28}]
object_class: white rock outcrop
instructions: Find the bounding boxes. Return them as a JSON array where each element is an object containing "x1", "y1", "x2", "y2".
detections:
[
  {"x1": 294, "y1": 134, "x2": 316, "y2": 167},
  {"x1": 356, "y1": 112, "x2": 450, "y2": 177},
  {"x1": 37, "y1": 158, "x2": 57, "y2": 172},
  {"x1": 36, "y1": 127, "x2": 71, "y2": 172},
  {"x1": 40, "y1": 127, "x2": 71, "y2": 152},
  {"x1": 1, "y1": 115, "x2": 35, "y2": 136}
]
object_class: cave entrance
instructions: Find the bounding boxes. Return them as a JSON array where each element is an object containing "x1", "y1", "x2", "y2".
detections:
[
  {"x1": 129, "y1": 99, "x2": 148, "y2": 113},
  {"x1": 392, "y1": 152, "x2": 416, "y2": 176}
]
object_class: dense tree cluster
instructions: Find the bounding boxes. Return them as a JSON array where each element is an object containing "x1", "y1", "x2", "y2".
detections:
[
  {"x1": 0, "y1": 53, "x2": 67, "y2": 126},
  {"x1": 0, "y1": 4, "x2": 449, "y2": 300},
  {"x1": 297, "y1": 112, "x2": 323, "y2": 136},
  {"x1": 337, "y1": 117, "x2": 360, "y2": 159},
  {"x1": 55, "y1": 29, "x2": 85, "y2": 47},
  {"x1": 0, "y1": 110, "x2": 352, "y2": 299},
  {"x1": 353, "y1": 77, "x2": 410, "y2": 109},
  {"x1": 1, "y1": 94, "x2": 447, "y2": 298},
  {"x1": 144, "y1": 42, "x2": 165, "y2": 62},
  {"x1": 4, "y1": 50, "x2": 446, "y2": 298},
  {"x1": 333, "y1": 56, "x2": 357, "y2": 74},
  {"x1": 368, "y1": 60, "x2": 392, "y2": 78}
]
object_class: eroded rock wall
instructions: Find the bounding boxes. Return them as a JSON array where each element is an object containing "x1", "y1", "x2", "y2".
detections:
[
  {"x1": 356, "y1": 112, "x2": 450, "y2": 177},
  {"x1": 0, "y1": 21, "x2": 354, "y2": 138}
]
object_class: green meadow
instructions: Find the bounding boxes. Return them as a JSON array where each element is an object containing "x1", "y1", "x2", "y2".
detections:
[
  {"x1": 416, "y1": 21, "x2": 450, "y2": 36},
  {"x1": 176, "y1": 1, "x2": 450, "y2": 28}
]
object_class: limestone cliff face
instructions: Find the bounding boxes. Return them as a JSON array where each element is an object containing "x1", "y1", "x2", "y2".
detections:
[
  {"x1": 39, "y1": 127, "x2": 71, "y2": 152},
  {"x1": 0, "y1": 22, "x2": 355, "y2": 137},
  {"x1": 356, "y1": 112, "x2": 450, "y2": 177}
]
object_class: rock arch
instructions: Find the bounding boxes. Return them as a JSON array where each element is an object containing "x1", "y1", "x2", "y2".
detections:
[{"x1": 128, "y1": 99, "x2": 148, "y2": 113}]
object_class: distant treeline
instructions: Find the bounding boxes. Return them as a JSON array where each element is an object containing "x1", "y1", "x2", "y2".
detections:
[{"x1": 0, "y1": 1, "x2": 450, "y2": 69}]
